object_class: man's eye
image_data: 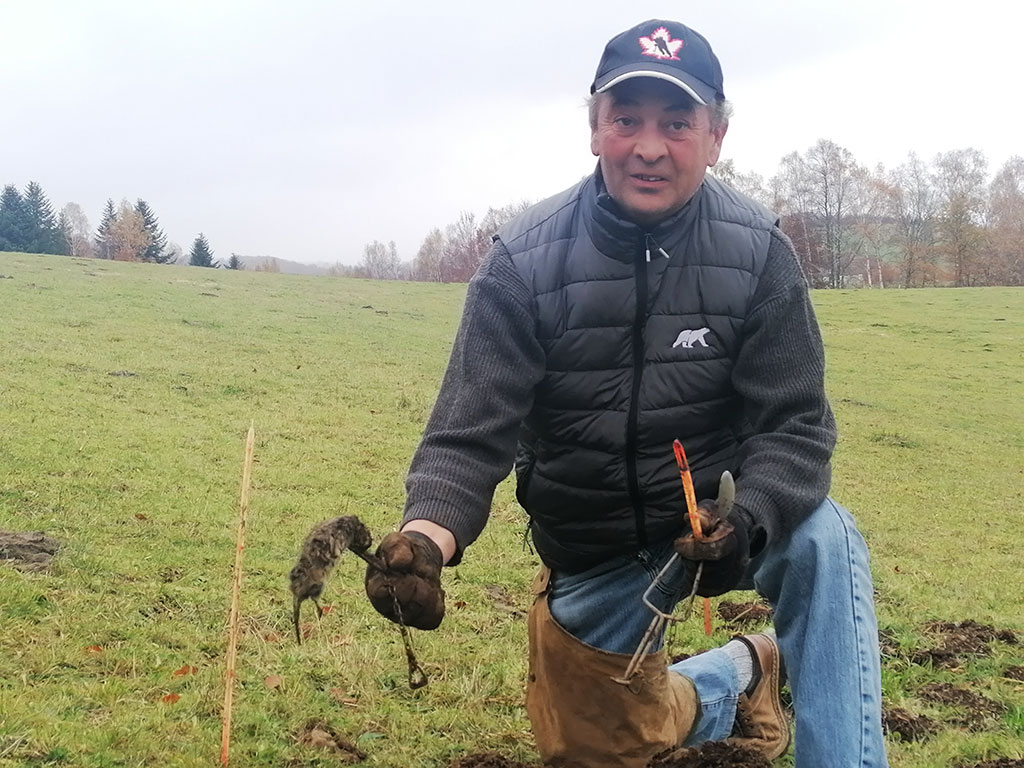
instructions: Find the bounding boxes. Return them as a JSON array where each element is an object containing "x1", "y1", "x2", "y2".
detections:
[
  {"x1": 613, "y1": 116, "x2": 635, "y2": 127},
  {"x1": 668, "y1": 120, "x2": 690, "y2": 131}
]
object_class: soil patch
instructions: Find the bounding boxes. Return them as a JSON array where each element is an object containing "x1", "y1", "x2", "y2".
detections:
[
  {"x1": 484, "y1": 585, "x2": 524, "y2": 618},
  {"x1": 882, "y1": 707, "x2": 939, "y2": 741},
  {"x1": 295, "y1": 721, "x2": 365, "y2": 762},
  {"x1": 1003, "y1": 665, "x2": 1024, "y2": 682},
  {"x1": 449, "y1": 754, "x2": 534, "y2": 768},
  {"x1": 717, "y1": 601, "x2": 773, "y2": 629},
  {"x1": 918, "y1": 682, "x2": 1005, "y2": 726},
  {"x1": 649, "y1": 741, "x2": 771, "y2": 767},
  {"x1": 925, "y1": 620, "x2": 1018, "y2": 646},
  {"x1": 0, "y1": 530, "x2": 61, "y2": 572},
  {"x1": 911, "y1": 620, "x2": 1017, "y2": 668}
]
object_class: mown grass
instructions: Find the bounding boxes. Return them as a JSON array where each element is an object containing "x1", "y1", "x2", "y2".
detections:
[{"x1": 0, "y1": 251, "x2": 1021, "y2": 767}]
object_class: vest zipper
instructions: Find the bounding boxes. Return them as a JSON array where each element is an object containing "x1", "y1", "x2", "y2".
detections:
[{"x1": 627, "y1": 237, "x2": 651, "y2": 549}]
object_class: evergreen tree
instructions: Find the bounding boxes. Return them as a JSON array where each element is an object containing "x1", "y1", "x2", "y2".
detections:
[
  {"x1": 95, "y1": 199, "x2": 117, "y2": 259},
  {"x1": 0, "y1": 185, "x2": 29, "y2": 252},
  {"x1": 56, "y1": 208, "x2": 71, "y2": 255},
  {"x1": 22, "y1": 181, "x2": 62, "y2": 254},
  {"x1": 226, "y1": 253, "x2": 244, "y2": 270},
  {"x1": 134, "y1": 199, "x2": 170, "y2": 263},
  {"x1": 188, "y1": 233, "x2": 218, "y2": 267}
]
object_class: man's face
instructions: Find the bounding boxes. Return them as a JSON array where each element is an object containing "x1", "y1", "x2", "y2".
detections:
[{"x1": 591, "y1": 78, "x2": 726, "y2": 227}]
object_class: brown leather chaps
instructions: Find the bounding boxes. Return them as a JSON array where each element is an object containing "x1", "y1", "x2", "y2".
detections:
[{"x1": 525, "y1": 567, "x2": 700, "y2": 768}]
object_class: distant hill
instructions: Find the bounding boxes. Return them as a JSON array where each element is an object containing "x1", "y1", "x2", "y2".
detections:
[{"x1": 231, "y1": 255, "x2": 331, "y2": 276}]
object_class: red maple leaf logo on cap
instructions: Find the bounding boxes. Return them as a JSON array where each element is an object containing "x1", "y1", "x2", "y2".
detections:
[{"x1": 639, "y1": 27, "x2": 683, "y2": 60}]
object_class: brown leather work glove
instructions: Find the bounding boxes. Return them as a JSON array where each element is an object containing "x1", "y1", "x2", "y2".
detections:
[
  {"x1": 364, "y1": 531, "x2": 446, "y2": 630},
  {"x1": 673, "y1": 500, "x2": 750, "y2": 598}
]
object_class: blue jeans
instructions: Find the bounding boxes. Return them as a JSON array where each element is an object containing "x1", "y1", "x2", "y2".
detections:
[{"x1": 548, "y1": 498, "x2": 889, "y2": 767}]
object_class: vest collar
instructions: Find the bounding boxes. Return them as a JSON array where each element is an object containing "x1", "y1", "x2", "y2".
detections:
[{"x1": 585, "y1": 166, "x2": 705, "y2": 262}]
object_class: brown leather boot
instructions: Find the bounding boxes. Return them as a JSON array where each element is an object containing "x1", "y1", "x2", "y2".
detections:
[{"x1": 727, "y1": 633, "x2": 790, "y2": 760}]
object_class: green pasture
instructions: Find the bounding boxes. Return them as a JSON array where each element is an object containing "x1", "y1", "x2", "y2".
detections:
[{"x1": 0, "y1": 251, "x2": 1021, "y2": 767}]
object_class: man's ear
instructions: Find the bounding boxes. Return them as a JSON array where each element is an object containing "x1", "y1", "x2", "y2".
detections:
[
  {"x1": 591, "y1": 130, "x2": 600, "y2": 157},
  {"x1": 706, "y1": 121, "x2": 728, "y2": 167}
]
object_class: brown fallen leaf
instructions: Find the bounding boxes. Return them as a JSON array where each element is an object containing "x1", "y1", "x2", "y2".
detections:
[
  {"x1": 134, "y1": 513, "x2": 149, "y2": 521},
  {"x1": 172, "y1": 664, "x2": 197, "y2": 677},
  {"x1": 84, "y1": 645, "x2": 103, "y2": 654},
  {"x1": 329, "y1": 688, "x2": 360, "y2": 708},
  {"x1": 263, "y1": 631, "x2": 282, "y2": 643},
  {"x1": 161, "y1": 693, "x2": 180, "y2": 704},
  {"x1": 319, "y1": 604, "x2": 334, "y2": 615},
  {"x1": 454, "y1": 600, "x2": 468, "y2": 609},
  {"x1": 264, "y1": 675, "x2": 284, "y2": 690}
]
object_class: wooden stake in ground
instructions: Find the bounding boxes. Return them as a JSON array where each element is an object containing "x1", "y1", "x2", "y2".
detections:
[{"x1": 221, "y1": 424, "x2": 256, "y2": 766}]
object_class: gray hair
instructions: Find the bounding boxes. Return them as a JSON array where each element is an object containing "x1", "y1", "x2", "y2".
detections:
[{"x1": 586, "y1": 90, "x2": 732, "y2": 133}]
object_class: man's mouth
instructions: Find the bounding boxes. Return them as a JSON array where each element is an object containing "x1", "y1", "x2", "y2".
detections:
[{"x1": 632, "y1": 174, "x2": 667, "y2": 182}]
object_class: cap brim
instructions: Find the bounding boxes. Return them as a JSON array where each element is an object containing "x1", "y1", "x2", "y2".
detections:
[{"x1": 592, "y1": 66, "x2": 715, "y2": 105}]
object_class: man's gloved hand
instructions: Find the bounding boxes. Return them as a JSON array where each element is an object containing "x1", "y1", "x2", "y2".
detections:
[
  {"x1": 673, "y1": 500, "x2": 750, "y2": 598},
  {"x1": 364, "y1": 531, "x2": 445, "y2": 630}
]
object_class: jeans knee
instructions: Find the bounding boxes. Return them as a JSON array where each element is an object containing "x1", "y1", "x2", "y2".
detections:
[{"x1": 786, "y1": 498, "x2": 868, "y2": 572}]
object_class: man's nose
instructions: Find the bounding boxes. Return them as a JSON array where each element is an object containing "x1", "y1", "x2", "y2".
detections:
[{"x1": 633, "y1": 126, "x2": 667, "y2": 163}]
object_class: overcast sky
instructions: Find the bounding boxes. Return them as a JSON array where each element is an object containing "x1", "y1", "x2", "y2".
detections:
[{"x1": 3, "y1": 1, "x2": 1021, "y2": 265}]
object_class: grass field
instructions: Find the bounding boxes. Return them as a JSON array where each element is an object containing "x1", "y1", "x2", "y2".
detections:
[{"x1": 1, "y1": 251, "x2": 1021, "y2": 767}]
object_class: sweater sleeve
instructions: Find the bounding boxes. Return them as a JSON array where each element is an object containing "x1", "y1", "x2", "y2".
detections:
[
  {"x1": 730, "y1": 227, "x2": 837, "y2": 547},
  {"x1": 401, "y1": 241, "x2": 545, "y2": 562}
]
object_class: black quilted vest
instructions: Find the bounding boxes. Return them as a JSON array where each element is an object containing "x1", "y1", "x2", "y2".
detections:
[{"x1": 496, "y1": 173, "x2": 776, "y2": 572}]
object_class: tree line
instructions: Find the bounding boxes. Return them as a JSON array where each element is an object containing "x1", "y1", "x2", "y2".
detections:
[
  {"x1": 339, "y1": 144, "x2": 1022, "y2": 288},
  {"x1": 5, "y1": 139, "x2": 1022, "y2": 288},
  {"x1": 714, "y1": 143, "x2": 1023, "y2": 288},
  {"x1": 0, "y1": 181, "x2": 239, "y2": 269},
  {"x1": 330, "y1": 202, "x2": 533, "y2": 282}
]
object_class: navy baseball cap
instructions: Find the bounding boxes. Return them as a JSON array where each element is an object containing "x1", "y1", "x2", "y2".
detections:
[{"x1": 591, "y1": 20, "x2": 725, "y2": 105}]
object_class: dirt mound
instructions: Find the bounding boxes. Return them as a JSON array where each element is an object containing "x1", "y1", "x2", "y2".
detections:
[
  {"x1": 910, "y1": 620, "x2": 1018, "y2": 668},
  {"x1": 295, "y1": 721, "x2": 365, "y2": 762},
  {"x1": 925, "y1": 620, "x2": 1018, "y2": 646},
  {"x1": 882, "y1": 707, "x2": 939, "y2": 741},
  {"x1": 649, "y1": 741, "x2": 772, "y2": 767},
  {"x1": 0, "y1": 530, "x2": 61, "y2": 572},
  {"x1": 717, "y1": 601, "x2": 773, "y2": 629},
  {"x1": 918, "y1": 682, "x2": 1005, "y2": 726},
  {"x1": 1003, "y1": 665, "x2": 1024, "y2": 681},
  {"x1": 449, "y1": 753, "x2": 534, "y2": 768}
]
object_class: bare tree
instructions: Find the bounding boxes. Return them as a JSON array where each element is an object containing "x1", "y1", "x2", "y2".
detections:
[
  {"x1": 933, "y1": 148, "x2": 987, "y2": 286},
  {"x1": 109, "y1": 199, "x2": 150, "y2": 261},
  {"x1": 984, "y1": 155, "x2": 1024, "y2": 286},
  {"x1": 796, "y1": 139, "x2": 865, "y2": 288},
  {"x1": 165, "y1": 241, "x2": 184, "y2": 264},
  {"x1": 413, "y1": 227, "x2": 445, "y2": 282},
  {"x1": 440, "y1": 211, "x2": 484, "y2": 282},
  {"x1": 773, "y1": 150, "x2": 828, "y2": 287},
  {"x1": 361, "y1": 240, "x2": 400, "y2": 280},
  {"x1": 254, "y1": 258, "x2": 281, "y2": 272},
  {"x1": 60, "y1": 202, "x2": 93, "y2": 258},
  {"x1": 884, "y1": 153, "x2": 938, "y2": 287},
  {"x1": 849, "y1": 164, "x2": 890, "y2": 288},
  {"x1": 711, "y1": 158, "x2": 770, "y2": 207}
]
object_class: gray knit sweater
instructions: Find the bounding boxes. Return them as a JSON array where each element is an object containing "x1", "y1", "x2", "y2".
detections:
[{"x1": 401, "y1": 220, "x2": 836, "y2": 563}]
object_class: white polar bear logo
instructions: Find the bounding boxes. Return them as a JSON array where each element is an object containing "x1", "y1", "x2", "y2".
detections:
[{"x1": 672, "y1": 327, "x2": 711, "y2": 349}]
